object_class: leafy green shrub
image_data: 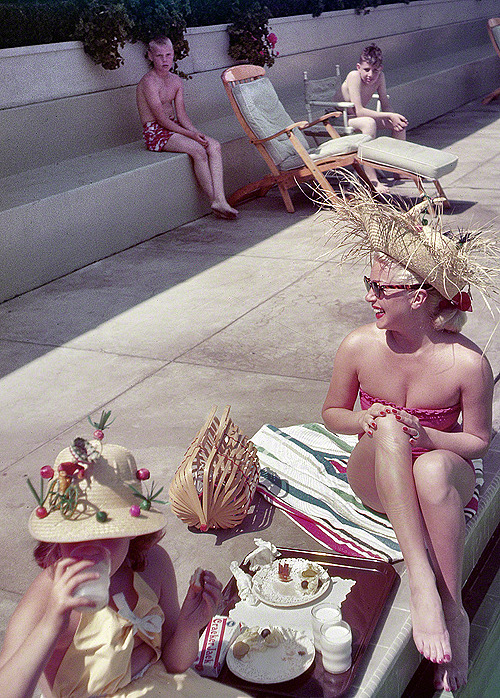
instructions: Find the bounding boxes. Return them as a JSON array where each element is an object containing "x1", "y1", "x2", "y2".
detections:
[
  {"x1": 227, "y1": 2, "x2": 278, "y2": 69},
  {"x1": 0, "y1": 1, "x2": 82, "y2": 49},
  {"x1": 0, "y1": 0, "x2": 413, "y2": 70},
  {"x1": 74, "y1": 1, "x2": 132, "y2": 69}
]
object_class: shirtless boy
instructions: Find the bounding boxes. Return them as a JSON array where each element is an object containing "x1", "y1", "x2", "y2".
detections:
[
  {"x1": 137, "y1": 36, "x2": 238, "y2": 220},
  {"x1": 340, "y1": 43, "x2": 408, "y2": 194}
]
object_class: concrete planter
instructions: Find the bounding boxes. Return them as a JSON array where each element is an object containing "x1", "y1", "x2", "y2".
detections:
[{"x1": 1, "y1": 0, "x2": 497, "y2": 109}]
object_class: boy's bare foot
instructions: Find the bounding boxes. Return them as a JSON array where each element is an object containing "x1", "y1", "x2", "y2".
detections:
[
  {"x1": 433, "y1": 608, "x2": 469, "y2": 692},
  {"x1": 371, "y1": 180, "x2": 391, "y2": 195},
  {"x1": 211, "y1": 203, "x2": 238, "y2": 220},
  {"x1": 410, "y1": 584, "x2": 452, "y2": 664}
]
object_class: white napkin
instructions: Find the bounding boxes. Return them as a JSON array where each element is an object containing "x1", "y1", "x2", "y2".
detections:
[
  {"x1": 242, "y1": 538, "x2": 280, "y2": 571},
  {"x1": 229, "y1": 561, "x2": 259, "y2": 605}
]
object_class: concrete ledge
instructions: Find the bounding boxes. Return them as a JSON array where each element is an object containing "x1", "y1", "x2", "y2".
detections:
[{"x1": 0, "y1": 148, "x2": 207, "y2": 300}]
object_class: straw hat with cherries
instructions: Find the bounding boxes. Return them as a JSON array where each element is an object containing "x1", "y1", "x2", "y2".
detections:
[{"x1": 27, "y1": 412, "x2": 167, "y2": 543}]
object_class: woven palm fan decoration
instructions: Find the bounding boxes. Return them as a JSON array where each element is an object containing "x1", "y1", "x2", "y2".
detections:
[
  {"x1": 317, "y1": 172, "x2": 500, "y2": 309},
  {"x1": 169, "y1": 406, "x2": 260, "y2": 531}
]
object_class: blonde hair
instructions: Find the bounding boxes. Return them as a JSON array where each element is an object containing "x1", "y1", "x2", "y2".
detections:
[{"x1": 372, "y1": 252, "x2": 467, "y2": 332}]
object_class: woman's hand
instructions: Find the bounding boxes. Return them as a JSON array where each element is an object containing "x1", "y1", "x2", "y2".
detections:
[
  {"x1": 178, "y1": 569, "x2": 222, "y2": 634},
  {"x1": 392, "y1": 409, "x2": 431, "y2": 448},
  {"x1": 359, "y1": 403, "x2": 392, "y2": 437}
]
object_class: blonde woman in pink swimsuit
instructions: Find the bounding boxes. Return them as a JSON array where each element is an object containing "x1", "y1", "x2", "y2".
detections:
[{"x1": 322, "y1": 189, "x2": 496, "y2": 693}]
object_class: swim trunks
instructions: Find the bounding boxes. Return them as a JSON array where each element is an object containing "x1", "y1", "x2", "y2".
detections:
[{"x1": 142, "y1": 121, "x2": 178, "y2": 152}]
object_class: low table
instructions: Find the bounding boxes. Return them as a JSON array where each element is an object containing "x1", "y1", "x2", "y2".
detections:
[{"x1": 356, "y1": 136, "x2": 458, "y2": 207}]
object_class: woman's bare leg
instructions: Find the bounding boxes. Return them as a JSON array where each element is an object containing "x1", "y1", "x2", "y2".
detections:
[
  {"x1": 413, "y1": 452, "x2": 475, "y2": 691},
  {"x1": 347, "y1": 415, "x2": 452, "y2": 664}
]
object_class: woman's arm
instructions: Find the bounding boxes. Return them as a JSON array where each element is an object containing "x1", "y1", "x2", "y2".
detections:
[
  {"x1": 0, "y1": 560, "x2": 98, "y2": 698},
  {"x1": 322, "y1": 329, "x2": 389, "y2": 436}
]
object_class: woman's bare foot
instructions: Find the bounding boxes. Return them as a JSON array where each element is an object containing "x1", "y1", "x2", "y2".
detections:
[
  {"x1": 211, "y1": 202, "x2": 238, "y2": 220},
  {"x1": 434, "y1": 608, "x2": 469, "y2": 692},
  {"x1": 410, "y1": 583, "x2": 452, "y2": 664}
]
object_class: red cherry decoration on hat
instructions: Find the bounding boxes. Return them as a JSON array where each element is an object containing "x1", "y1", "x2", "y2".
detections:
[
  {"x1": 130, "y1": 505, "x2": 141, "y2": 517},
  {"x1": 93, "y1": 429, "x2": 105, "y2": 440},
  {"x1": 36, "y1": 506, "x2": 48, "y2": 518},
  {"x1": 136, "y1": 469, "x2": 150, "y2": 481},
  {"x1": 40, "y1": 466, "x2": 54, "y2": 479}
]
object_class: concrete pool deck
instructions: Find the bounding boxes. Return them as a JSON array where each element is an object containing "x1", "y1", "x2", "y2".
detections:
[{"x1": 1, "y1": 97, "x2": 499, "y2": 697}]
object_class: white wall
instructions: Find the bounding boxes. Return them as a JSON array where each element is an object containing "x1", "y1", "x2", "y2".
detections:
[{"x1": 1, "y1": 0, "x2": 497, "y2": 109}]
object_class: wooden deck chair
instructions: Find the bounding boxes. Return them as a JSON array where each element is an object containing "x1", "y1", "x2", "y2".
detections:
[
  {"x1": 221, "y1": 65, "x2": 372, "y2": 213},
  {"x1": 482, "y1": 18, "x2": 500, "y2": 105}
]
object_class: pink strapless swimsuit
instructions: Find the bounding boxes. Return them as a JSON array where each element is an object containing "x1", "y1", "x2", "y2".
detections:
[{"x1": 359, "y1": 388, "x2": 475, "y2": 473}]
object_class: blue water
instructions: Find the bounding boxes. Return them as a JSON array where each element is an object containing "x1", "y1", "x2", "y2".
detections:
[{"x1": 459, "y1": 611, "x2": 500, "y2": 698}]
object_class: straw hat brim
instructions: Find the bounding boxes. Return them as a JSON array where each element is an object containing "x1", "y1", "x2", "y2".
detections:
[
  {"x1": 366, "y1": 215, "x2": 465, "y2": 299},
  {"x1": 28, "y1": 444, "x2": 167, "y2": 543},
  {"x1": 318, "y1": 173, "x2": 500, "y2": 305}
]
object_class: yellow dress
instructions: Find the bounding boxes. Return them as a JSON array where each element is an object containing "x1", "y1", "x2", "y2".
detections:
[{"x1": 50, "y1": 572, "x2": 249, "y2": 698}]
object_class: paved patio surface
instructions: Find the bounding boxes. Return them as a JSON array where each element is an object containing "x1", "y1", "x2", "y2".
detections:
[{"x1": 0, "y1": 98, "x2": 499, "y2": 696}]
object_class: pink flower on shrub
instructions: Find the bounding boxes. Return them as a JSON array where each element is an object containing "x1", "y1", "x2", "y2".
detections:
[{"x1": 267, "y1": 32, "x2": 278, "y2": 48}]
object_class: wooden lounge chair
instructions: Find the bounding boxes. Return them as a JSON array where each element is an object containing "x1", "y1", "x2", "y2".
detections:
[
  {"x1": 221, "y1": 65, "x2": 372, "y2": 212},
  {"x1": 482, "y1": 18, "x2": 500, "y2": 105}
]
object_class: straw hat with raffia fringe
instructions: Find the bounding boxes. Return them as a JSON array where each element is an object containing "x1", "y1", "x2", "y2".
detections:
[
  {"x1": 319, "y1": 174, "x2": 500, "y2": 310},
  {"x1": 28, "y1": 439, "x2": 167, "y2": 543}
]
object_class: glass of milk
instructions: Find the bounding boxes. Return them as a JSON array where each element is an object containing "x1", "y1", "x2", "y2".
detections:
[
  {"x1": 310, "y1": 603, "x2": 342, "y2": 651},
  {"x1": 320, "y1": 620, "x2": 352, "y2": 674},
  {"x1": 70, "y1": 543, "x2": 111, "y2": 613}
]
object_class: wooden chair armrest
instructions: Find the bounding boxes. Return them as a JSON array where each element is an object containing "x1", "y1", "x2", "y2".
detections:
[
  {"x1": 253, "y1": 121, "x2": 309, "y2": 143},
  {"x1": 303, "y1": 112, "x2": 342, "y2": 128}
]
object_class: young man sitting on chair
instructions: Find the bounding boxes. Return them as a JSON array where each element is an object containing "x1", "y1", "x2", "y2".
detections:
[{"x1": 340, "y1": 43, "x2": 408, "y2": 194}]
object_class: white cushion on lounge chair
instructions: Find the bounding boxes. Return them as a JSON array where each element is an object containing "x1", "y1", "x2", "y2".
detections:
[
  {"x1": 357, "y1": 136, "x2": 458, "y2": 180},
  {"x1": 281, "y1": 133, "x2": 372, "y2": 171},
  {"x1": 231, "y1": 78, "x2": 311, "y2": 167}
]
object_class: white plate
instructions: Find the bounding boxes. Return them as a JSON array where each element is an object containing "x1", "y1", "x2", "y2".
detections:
[
  {"x1": 251, "y1": 558, "x2": 331, "y2": 607},
  {"x1": 226, "y1": 627, "x2": 315, "y2": 684}
]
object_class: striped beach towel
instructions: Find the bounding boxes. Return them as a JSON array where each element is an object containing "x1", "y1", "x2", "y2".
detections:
[{"x1": 252, "y1": 423, "x2": 483, "y2": 564}]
